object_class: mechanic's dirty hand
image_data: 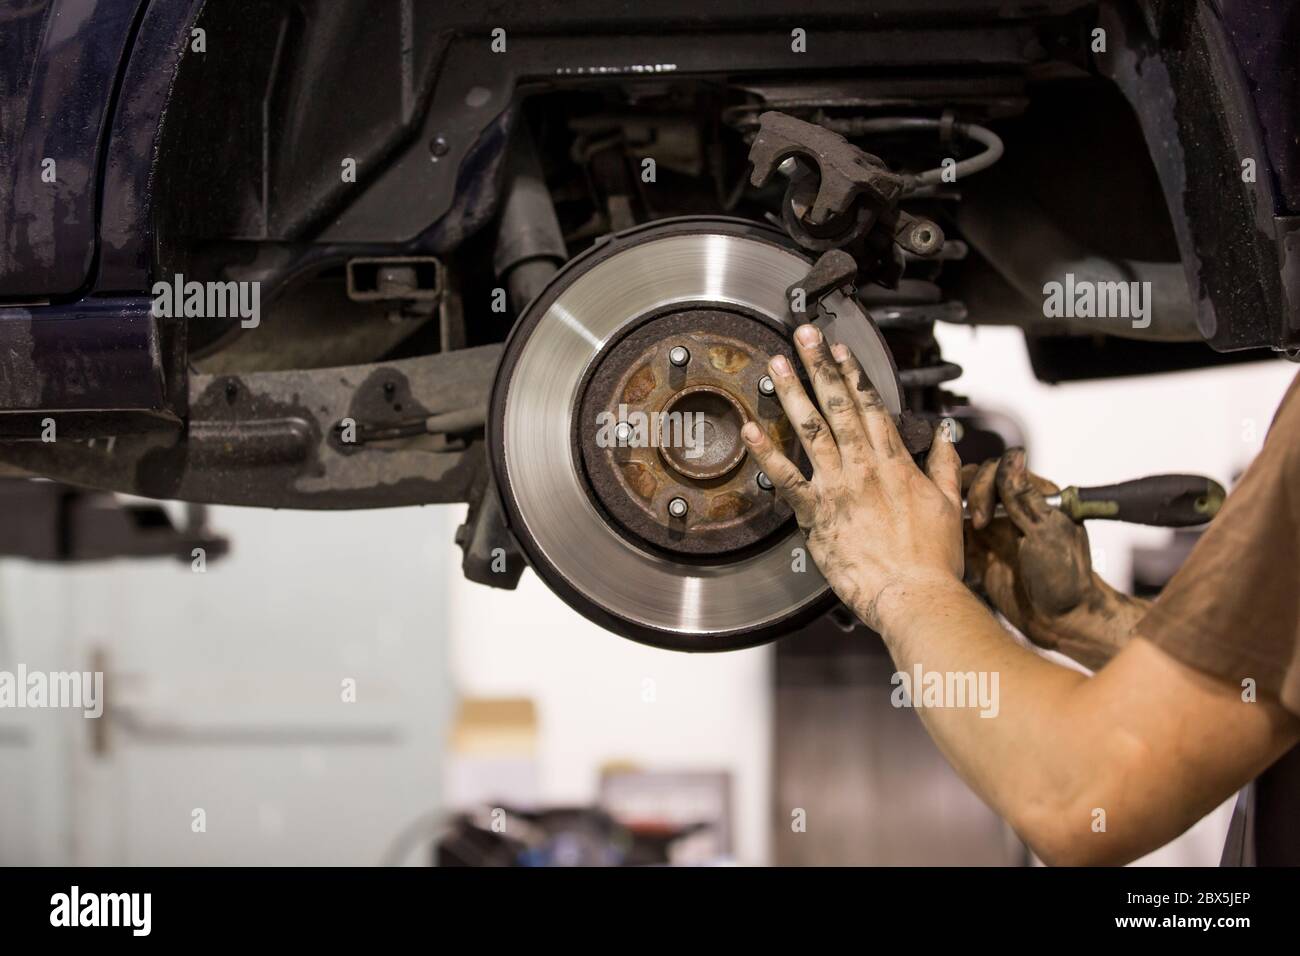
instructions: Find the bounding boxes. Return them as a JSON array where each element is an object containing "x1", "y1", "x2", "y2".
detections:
[
  {"x1": 740, "y1": 323, "x2": 964, "y2": 632},
  {"x1": 962, "y1": 449, "x2": 1118, "y2": 662}
]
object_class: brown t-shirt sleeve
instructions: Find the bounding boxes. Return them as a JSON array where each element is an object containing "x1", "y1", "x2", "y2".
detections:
[{"x1": 1135, "y1": 370, "x2": 1300, "y2": 717}]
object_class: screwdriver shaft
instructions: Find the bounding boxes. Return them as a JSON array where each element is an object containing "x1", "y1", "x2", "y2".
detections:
[{"x1": 962, "y1": 493, "x2": 1062, "y2": 521}]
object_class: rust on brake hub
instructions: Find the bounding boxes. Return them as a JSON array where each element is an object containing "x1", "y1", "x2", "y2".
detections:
[{"x1": 577, "y1": 307, "x2": 803, "y2": 557}]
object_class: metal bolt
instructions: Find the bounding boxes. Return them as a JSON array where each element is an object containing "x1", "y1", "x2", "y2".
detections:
[
  {"x1": 756, "y1": 472, "x2": 774, "y2": 491},
  {"x1": 613, "y1": 422, "x2": 633, "y2": 445},
  {"x1": 429, "y1": 136, "x2": 450, "y2": 159},
  {"x1": 667, "y1": 496, "x2": 689, "y2": 518},
  {"x1": 758, "y1": 375, "x2": 776, "y2": 396},
  {"x1": 911, "y1": 221, "x2": 940, "y2": 253},
  {"x1": 668, "y1": 346, "x2": 690, "y2": 368}
]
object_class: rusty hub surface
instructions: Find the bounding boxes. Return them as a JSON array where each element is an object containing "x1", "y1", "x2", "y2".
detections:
[
  {"x1": 658, "y1": 384, "x2": 749, "y2": 481},
  {"x1": 578, "y1": 306, "x2": 803, "y2": 558}
]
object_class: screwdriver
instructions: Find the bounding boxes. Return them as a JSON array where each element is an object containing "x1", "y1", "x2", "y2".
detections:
[{"x1": 965, "y1": 474, "x2": 1227, "y2": 527}]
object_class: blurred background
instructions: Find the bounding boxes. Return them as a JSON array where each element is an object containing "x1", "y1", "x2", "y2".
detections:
[{"x1": 1, "y1": 325, "x2": 1294, "y2": 866}]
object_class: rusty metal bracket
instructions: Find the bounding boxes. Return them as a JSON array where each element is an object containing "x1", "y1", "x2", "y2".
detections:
[
  {"x1": 749, "y1": 111, "x2": 904, "y2": 226},
  {"x1": 748, "y1": 111, "x2": 944, "y2": 261},
  {"x1": 0, "y1": 345, "x2": 503, "y2": 510}
]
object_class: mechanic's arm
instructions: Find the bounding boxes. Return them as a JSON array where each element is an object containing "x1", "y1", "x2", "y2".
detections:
[
  {"x1": 742, "y1": 324, "x2": 1300, "y2": 865},
  {"x1": 879, "y1": 584, "x2": 1297, "y2": 865}
]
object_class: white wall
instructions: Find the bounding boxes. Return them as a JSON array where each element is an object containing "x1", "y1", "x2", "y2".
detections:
[{"x1": 0, "y1": 505, "x2": 453, "y2": 866}]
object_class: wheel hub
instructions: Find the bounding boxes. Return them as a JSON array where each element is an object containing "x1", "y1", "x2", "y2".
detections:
[
  {"x1": 659, "y1": 384, "x2": 747, "y2": 481},
  {"x1": 577, "y1": 306, "x2": 801, "y2": 557}
]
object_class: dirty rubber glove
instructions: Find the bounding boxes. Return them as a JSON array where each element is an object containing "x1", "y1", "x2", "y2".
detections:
[{"x1": 962, "y1": 448, "x2": 1147, "y2": 670}]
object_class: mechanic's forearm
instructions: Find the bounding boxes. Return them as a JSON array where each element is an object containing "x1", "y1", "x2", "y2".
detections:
[
  {"x1": 1032, "y1": 578, "x2": 1151, "y2": 671},
  {"x1": 870, "y1": 575, "x2": 1098, "y2": 854},
  {"x1": 870, "y1": 575, "x2": 1299, "y2": 865}
]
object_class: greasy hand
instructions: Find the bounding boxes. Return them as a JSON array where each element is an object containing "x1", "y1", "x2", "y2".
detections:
[
  {"x1": 740, "y1": 323, "x2": 964, "y2": 631},
  {"x1": 962, "y1": 448, "x2": 1108, "y2": 651}
]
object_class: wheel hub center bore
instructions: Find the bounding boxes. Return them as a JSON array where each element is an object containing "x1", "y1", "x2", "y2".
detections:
[
  {"x1": 576, "y1": 305, "x2": 804, "y2": 558},
  {"x1": 657, "y1": 384, "x2": 748, "y2": 481}
]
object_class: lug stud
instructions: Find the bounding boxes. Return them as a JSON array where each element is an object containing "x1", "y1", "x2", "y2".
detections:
[
  {"x1": 756, "y1": 472, "x2": 774, "y2": 491},
  {"x1": 667, "y1": 496, "x2": 689, "y2": 518},
  {"x1": 668, "y1": 346, "x2": 690, "y2": 368},
  {"x1": 758, "y1": 375, "x2": 776, "y2": 396},
  {"x1": 613, "y1": 421, "x2": 633, "y2": 445}
]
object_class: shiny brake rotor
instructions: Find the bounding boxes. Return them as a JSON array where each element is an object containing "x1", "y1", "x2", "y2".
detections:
[{"x1": 489, "y1": 217, "x2": 902, "y2": 650}]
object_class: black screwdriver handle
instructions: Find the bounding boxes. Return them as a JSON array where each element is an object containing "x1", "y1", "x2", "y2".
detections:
[{"x1": 1056, "y1": 474, "x2": 1226, "y2": 527}]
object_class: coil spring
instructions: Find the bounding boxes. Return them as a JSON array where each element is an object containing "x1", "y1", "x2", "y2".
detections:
[{"x1": 859, "y1": 278, "x2": 965, "y2": 388}]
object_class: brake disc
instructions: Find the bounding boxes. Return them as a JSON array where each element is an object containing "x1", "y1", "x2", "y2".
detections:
[{"x1": 489, "y1": 217, "x2": 902, "y2": 650}]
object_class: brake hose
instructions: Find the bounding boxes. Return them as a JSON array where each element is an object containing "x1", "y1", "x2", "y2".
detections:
[{"x1": 818, "y1": 115, "x2": 1005, "y2": 193}]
